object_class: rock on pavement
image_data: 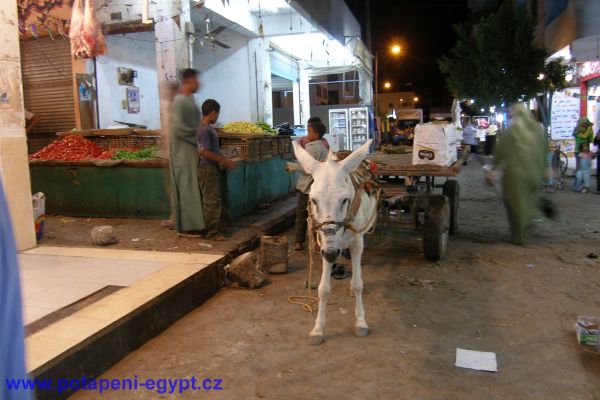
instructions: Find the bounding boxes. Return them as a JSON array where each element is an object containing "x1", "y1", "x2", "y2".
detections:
[
  {"x1": 91, "y1": 225, "x2": 119, "y2": 246},
  {"x1": 227, "y1": 251, "x2": 265, "y2": 289}
]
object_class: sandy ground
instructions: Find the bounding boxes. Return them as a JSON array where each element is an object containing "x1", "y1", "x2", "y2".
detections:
[
  {"x1": 67, "y1": 155, "x2": 600, "y2": 400},
  {"x1": 39, "y1": 196, "x2": 296, "y2": 256}
]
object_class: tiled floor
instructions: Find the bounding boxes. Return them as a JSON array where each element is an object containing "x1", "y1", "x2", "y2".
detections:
[
  {"x1": 19, "y1": 247, "x2": 224, "y2": 326},
  {"x1": 19, "y1": 253, "x2": 170, "y2": 324}
]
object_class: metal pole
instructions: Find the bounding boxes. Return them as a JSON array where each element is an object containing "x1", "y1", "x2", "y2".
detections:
[
  {"x1": 374, "y1": 51, "x2": 378, "y2": 119},
  {"x1": 365, "y1": 0, "x2": 372, "y2": 51}
]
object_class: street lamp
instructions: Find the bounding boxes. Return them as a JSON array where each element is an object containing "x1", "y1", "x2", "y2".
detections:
[
  {"x1": 413, "y1": 96, "x2": 419, "y2": 102},
  {"x1": 374, "y1": 43, "x2": 401, "y2": 118},
  {"x1": 384, "y1": 81, "x2": 391, "y2": 89}
]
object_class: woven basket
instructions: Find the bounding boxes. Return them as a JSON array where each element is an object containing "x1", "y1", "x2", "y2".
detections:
[
  {"x1": 260, "y1": 137, "x2": 274, "y2": 160},
  {"x1": 260, "y1": 234, "x2": 288, "y2": 274},
  {"x1": 271, "y1": 137, "x2": 280, "y2": 156},
  {"x1": 219, "y1": 136, "x2": 262, "y2": 162},
  {"x1": 88, "y1": 135, "x2": 159, "y2": 151}
]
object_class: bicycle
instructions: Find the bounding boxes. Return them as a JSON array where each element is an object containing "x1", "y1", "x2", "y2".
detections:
[{"x1": 550, "y1": 141, "x2": 568, "y2": 190}]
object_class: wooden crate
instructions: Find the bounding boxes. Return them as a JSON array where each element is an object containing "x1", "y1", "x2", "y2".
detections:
[{"x1": 219, "y1": 135, "x2": 262, "y2": 162}]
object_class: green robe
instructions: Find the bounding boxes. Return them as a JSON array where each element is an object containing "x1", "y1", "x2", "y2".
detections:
[
  {"x1": 494, "y1": 104, "x2": 546, "y2": 244},
  {"x1": 169, "y1": 94, "x2": 205, "y2": 232}
]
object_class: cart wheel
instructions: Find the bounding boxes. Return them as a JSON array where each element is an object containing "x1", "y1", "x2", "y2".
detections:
[
  {"x1": 423, "y1": 195, "x2": 449, "y2": 262},
  {"x1": 442, "y1": 180, "x2": 460, "y2": 235}
]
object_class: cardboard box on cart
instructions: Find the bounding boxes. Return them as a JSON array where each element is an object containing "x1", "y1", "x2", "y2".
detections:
[{"x1": 412, "y1": 123, "x2": 460, "y2": 167}]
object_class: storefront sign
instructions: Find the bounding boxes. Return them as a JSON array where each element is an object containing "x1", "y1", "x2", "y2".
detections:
[
  {"x1": 551, "y1": 89, "x2": 580, "y2": 139},
  {"x1": 580, "y1": 61, "x2": 600, "y2": 80}
]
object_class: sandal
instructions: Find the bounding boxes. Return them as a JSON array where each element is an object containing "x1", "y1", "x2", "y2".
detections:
[
  {"x1": 161, "y1": 220, "x2": 174, "y2": 229},
  {"x1": 206, "y1": 232, "x2": 230, "y2": 241},
  {"x1": 341, "y1": 248, "x2": 352, "y2": 260},
  {"x1": 177, "y1": 231, "x2": 203, "y2": 238},
  {"x1": 331, "y1": 264, "x2": 341, "y2": 276},
  {"x1": 332, "y1": 264, "x2": 351, "y2": 279}
]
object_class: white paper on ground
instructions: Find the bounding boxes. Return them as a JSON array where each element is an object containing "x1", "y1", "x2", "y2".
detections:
[{"x1": 455, "y1": 348, "x2": 498, "y2": 372}]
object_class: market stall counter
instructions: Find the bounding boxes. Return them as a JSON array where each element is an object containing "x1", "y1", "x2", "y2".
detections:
[
  {"x1": 30, "y1": 159, "x2": 170, "y2": 219},
  {"x1": 28, "y1": 128, "x2": 294, "y2": 221}
]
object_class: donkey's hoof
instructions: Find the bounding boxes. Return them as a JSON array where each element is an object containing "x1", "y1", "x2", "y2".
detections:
[
  {"x1": 354, "y1": 327, "x2": 369, "y2": 338},
  {"x1": 308, "y1": 335, "x2": 324, "y2": 345}
]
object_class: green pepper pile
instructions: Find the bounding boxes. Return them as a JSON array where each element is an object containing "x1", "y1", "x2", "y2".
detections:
[
  {"x1": 255, "y1": 122, "x2": 277, "y2": 135},
  {"x1": 111, "y1": 146, "x2": 158, "y2": 160}
]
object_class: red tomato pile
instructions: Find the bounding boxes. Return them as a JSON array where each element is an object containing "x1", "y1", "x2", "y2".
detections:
[{"x1": 29, "y1": 135, "x2": 114, "y2": 161}]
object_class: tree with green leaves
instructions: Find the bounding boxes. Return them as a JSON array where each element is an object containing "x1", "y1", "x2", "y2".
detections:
[{"x1": 439, "y1": 0, "x2": 567, "y2": 124}]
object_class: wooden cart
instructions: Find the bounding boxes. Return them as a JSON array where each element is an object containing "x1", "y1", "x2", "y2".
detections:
[{"x1": 368, "y1": 147, "x2": 469, "y2": 262}]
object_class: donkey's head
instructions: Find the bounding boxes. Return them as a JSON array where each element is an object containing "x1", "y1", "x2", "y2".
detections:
[{"x1": 292, "y1": 140, "x2": 372, "y2": 263}]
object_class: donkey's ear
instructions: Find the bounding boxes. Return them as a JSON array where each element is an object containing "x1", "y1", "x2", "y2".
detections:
[
  {"x1": 340, "y1": 139, "x2": 372, "y2": 175},
  {"x1": 292, "y1": 140, "x2": 320, "y2": 175}
]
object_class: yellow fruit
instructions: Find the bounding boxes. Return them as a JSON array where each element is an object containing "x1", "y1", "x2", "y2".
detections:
[{"x1": 223, "y1": 121, "x2": 266, "y2": 134}]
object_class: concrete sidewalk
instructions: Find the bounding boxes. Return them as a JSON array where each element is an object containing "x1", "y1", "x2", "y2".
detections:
[{"x1": 21, "y1": 196, "x2": 296, "y2": 400}]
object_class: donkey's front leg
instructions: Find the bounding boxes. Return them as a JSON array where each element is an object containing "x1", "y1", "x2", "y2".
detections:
[
  {"x1": 350, "y1": 236, "x2": 368, "y2": 337},
  {"x1": 309, "y1": 259, "x2": 333, "y2": 345}
]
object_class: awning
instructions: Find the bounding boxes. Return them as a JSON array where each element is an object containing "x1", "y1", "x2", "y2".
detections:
[
  {"x1": 270, "y1": 47, "x2": 300, "y2": 82},
  {"x1": 271, "y1": 75, "x2": 294, "y2": 91}
]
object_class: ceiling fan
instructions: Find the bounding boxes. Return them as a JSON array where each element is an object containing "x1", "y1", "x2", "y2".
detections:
[{"x1": 202, "y1": 17, "x2": 230, "y2": 49}]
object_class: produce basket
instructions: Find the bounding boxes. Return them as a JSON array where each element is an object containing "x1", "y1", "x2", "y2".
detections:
[
  {"x1": 219, "y1": 134, "x2": 262, "y2": 162},
  {"x1": 88, "y1": 135, "x2": 160, "y2": 151},
  {"x1": 260, "y1": 137, "x2": 274, "y2": 160},
  {"x1": 271, "y1": 137, "x2": 280, "y2": 156},
  {"x1": 279, "y1": 135, "x2": 292, "y2": 154},
  {"x1": 27, "y1": 138, "x2": 57, "y2": 154}
]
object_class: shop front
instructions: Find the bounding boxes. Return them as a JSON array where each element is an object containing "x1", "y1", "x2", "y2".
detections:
[
  {"x1": 19, "y1": 0, "x2": 295, "y2": 221},
  {"x1": 578, "y1": 61, "x2": 600, "y2": 130},
  {"x1": 19, "y1": 0, "x2": 370, "y2": 223}
]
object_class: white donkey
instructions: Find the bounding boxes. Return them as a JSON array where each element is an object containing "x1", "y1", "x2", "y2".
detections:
[{"x1": 292, "y1": 139, "x2": 378, "y2": 345}]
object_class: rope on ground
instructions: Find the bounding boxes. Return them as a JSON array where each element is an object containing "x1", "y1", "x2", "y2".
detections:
[{"x1": 288, "y1": 204, "x2": 319, "y2": 313}]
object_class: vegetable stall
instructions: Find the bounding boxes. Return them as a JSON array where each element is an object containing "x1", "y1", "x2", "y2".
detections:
[{"x1": 28, "y1": 125, "x2": 294, "y2": 220}]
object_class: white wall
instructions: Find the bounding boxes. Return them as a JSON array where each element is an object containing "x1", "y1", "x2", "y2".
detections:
[
  {"x1": 193, "y1": 30, "x2": 255, "y2": 123},
  {"x1": 96, "y1": 32, "x2": 161, "y2": 129},
  {"x1": 0, "y1": 0, "x2": 36, "y2": 250}
]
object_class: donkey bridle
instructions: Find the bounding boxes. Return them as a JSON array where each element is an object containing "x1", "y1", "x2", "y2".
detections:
[{"x1": 310, "y1": 165, "x2": 381, "y2": 237}]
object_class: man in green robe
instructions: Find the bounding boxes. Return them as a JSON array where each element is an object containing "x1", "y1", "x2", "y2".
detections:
[
  {"x1": 486, "y1": 103, "x2": 546, "y2": 245},
  {"x1": 169, "y1": 69, "x2": 205, "y2": 236}
]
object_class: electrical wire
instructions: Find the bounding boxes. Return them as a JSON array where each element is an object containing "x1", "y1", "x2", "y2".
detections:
[{"x1": 32, "y1": 39, "x2": 73, "y2": 80}]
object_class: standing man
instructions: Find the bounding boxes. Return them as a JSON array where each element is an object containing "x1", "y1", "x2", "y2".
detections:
[
  {"x1": 594, "y1": 131, "x2": 600, "y2": 193},
  {"x1": 24, "y1": 109, "x2": 40, "y2": 134},
  {"x1": 169, "y1": 69, "x2": 205, "y2": 237},
  {"x1": 197, "y1": 99, "x2": 235, "y2": 240}
]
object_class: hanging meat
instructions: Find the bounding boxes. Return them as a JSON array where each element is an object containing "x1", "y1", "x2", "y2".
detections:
[{"x1": 69, "y1": 0, "x2": 107, "y2": 59}]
